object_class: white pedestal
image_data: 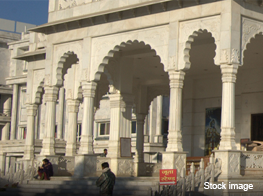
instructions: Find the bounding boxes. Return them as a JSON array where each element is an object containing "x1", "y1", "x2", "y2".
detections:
[
  {"x1": 110, "y1": 157, "x2": 134, "y2": 177},
  {"x1": 74, "y1": 154, "x2": 97, "y2": 177},
  {"x1": 162, "y1": 151, "x2": 187, "y2": 179},
  {"x1": 214, "y1": 150, "x2": 242, "y2": 180}
]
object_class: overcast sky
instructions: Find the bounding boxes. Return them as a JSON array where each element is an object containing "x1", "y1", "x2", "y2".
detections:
[{"x1": 0, "y1": 0, "x2": 49, "y2": 26}]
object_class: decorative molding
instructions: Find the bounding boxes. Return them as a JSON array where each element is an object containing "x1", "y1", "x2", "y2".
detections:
[
  {"x1": 220, "y1": 49, "x2": 229, "y2": 64},
  {"x1": 231, "y1": 48, "x2": 240, "y2": 64},
  {"x1": 58, "y1": 0, "x2": 84, "y2": 10},
  {"x1": 91, "y1": 26, "x2": 168, "y2": 81},
  {"x1": 241, "y1": 17, "x2": 263, "y2": 64},
  {"x1": 229, "y1": 153, "x2": 240, "y2": 174},
  {"x1": 117, "y1": 159, "x2": 134, "y2": 176},
  {"x1": 241, "y1": 153, "x2": 263, "y2": 169},
  {"x1": 175, "y1": 155, "x2": 185, "y2": 177}
]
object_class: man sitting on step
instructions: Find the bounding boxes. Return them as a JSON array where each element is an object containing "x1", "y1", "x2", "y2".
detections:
[
  {"x1": 37, "y1": 159, "x2": 53, "y2": 180},
  {"x1": 96, "y1": 162, "x2": 116, "y2": 196}
]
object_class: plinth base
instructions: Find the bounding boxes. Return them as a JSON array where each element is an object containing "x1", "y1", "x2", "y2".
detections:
[
  {"x1": 74, "y1": 154, "x2": 98, "y2": 177},
  {"x1": 162, "y1": 151, "x2": 187, "y2": 178},
  {"x1": 214, "y1": 150, "x2": 242, "y2": 180}
]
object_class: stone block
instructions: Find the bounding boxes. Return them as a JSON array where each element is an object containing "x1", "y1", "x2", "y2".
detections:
[
  {"x1": 74, "y1": 154, "x2": 97, "y2": 177},
  {"x1": 162, "y1": 152, "x2": 187, "y2": 179},
  {"x1": 110, "y1": 157, "x2": 134, "y2": 177},
  {"x1": 214, "y1": 150, "x2": 241, "y2": 180}
]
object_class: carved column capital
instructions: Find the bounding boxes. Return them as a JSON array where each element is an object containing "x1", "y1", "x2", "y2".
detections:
[
  {"x1": 136, "y1": 113, "x2": 147, "y2": 123},
  {"x1": 26, "y1": 104, "x2": 38, "y2": 116},
  {"x1": 109, "y1": 93, "x2": 134, "y2": 108},
  {"x1": 168, "y1": 70, "x2": 185, "y2": 89},
  {"x1": 44, "y1": 86, "x2": 59, "y2": 102},
  {"x1": 220, "y1": 64, "x2": 239, "y2": 83},
  {"x1": 67, "y1": 99, "x2": 80, "y2": 113},
  {"x1": 82, "y1": 81, "x2": 97, "y2": 98}
]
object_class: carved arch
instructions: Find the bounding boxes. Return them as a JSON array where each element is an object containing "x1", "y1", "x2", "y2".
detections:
[
  {"x1": 241, "y1": 17, "x2": 263, "y2": 65},
  {"x1": 183, "y1": 30, "x2": 216, "y2": 69},
  {"x1": 64, "y1": 63, "x2": 82, "y2": 100},
  {"x1": 146, "y1": 90, "x2": 169, "y2": 112},
  {"x1": 55, "y1": 51, "x2": 79, "y2": 87},
  {"x1": 178, "y1": 16, "x2": 220, "y2": 70},
  {"x1": 93, "y1": 40, "x2": 165, "y2": 82},
  {"x1": 34, "y1": 79, "x2": 45, "y2": 104}
]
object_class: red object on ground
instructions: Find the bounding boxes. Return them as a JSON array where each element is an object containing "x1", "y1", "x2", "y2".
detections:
[
  {"x1": 159, "y1": 169, "x2": 177, "y2": 185},
  {"x1": 38, "y1": 171, "x2": 50, "y2": 180}
]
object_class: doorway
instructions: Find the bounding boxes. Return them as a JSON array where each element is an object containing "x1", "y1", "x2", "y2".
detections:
[{"x1": 251, "y1": 113, "x2": 263, "y2": 141}]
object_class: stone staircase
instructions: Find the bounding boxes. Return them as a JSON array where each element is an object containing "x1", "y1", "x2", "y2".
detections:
[{"x1": 1, "y1": 177, "x2": 158, "y2": 196}]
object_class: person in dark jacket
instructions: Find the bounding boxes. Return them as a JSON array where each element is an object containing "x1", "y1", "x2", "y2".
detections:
[
  {"x1": 38, "y1": 159, "x2": 53, "y2": 180},
  {"x1": 100, "y1": 149, "x2": 108, "y2": 157},
  {"x1": 96, "y1": 162, "x2": 116, "y2": 196}
]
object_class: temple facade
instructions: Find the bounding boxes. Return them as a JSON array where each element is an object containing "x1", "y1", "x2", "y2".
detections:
[{"x1": 1, "y1": 0, "x2": 263, "y2": 180}]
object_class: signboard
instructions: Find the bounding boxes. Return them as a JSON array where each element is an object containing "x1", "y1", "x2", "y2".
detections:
[
  {"x1": 159, "y1": 169, "x2": 177, "y2": 185},
  {"x1": 120, "y1": 137, "x2": 131, "y2": 157}
]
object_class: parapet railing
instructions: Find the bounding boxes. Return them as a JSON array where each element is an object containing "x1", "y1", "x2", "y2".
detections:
[{"x1": 154, "y1": 154, "x2": 222, "y2": 196}]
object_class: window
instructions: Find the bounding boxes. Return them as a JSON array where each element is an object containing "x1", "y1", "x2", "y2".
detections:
[
  {"x1": 162, "y1": 119, "x2": 169, "y2": 134},
  {"x1": 77, "y1": 123, "x2": 82, "y2": 141},
  {"x1": 22, "y1": 127, "x2": 27, "y2": 139},
  {"x1": 99, "y1": 122, "x2": 110, "y2": 135},
  {"x1": 54, "y1": 125, "x2": 57, "y2": 138},
  {"x1": 131, "y1": 121, "x2": 136, "y2": 134}
]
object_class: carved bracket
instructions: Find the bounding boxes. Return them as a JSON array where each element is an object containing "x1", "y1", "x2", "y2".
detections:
[{"x1": 241, "y1": 17, "x2": 263, "y2": 65}]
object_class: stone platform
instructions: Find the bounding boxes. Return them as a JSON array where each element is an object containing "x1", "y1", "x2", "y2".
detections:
[{"x1": 1, "y1": 176, "x2": 159, "y2": 196}]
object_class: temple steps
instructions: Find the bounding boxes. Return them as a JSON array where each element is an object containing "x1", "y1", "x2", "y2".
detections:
[{"x1": 1, "y1": 177, "x2": 158, "y2": 196}]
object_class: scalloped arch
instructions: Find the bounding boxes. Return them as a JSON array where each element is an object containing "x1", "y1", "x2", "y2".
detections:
[
  {"x1": 64, "y1": 63, "x2": 82, "y2": 100},
  {"x1": 55, "y1": 51, "x2": 79, "y2": 87},
  {"x1": 34, "y1": 79, "x2": 45, "y2": 104},
  {"x1": 241, "y1": 32, "x2": 263, "y2": 65},
  {"x1": 182, "y1": 29, "x2": 218, "y2": 70},
  {"x1": 93, "y1": 40, "x2": 165, "y2": 82},
  {"x1": 178, "y1": 16, "x2": 220, "y2": 70}
]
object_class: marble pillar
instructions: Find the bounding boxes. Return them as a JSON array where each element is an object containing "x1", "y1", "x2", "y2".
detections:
[
  {"x1": 78, "y1": 81, "x2": 97, "y2": 154},
  {"x1": 148, "y1": 101, "x2": 155, "y2": 143},
  {"x1": 108, "y1": 93, "x2": 133, "y2": 158},
  {"x1": 23, "y1": 104, "x2": 38, "y2": 160},
  {"x1": 10, "y1": 84, "x2": 18, "y2": 140},
  {"x1": 163, "y1": 71, "x2": 187, "y2": 174},
  {"x1": 166, "y1": 70, "x2": 185, "y2": 152},
  {"x1": 144, "y1": 115, "x2": 149, "y2": 143},
  {"x1": 65, "y1": 99, "x2": 80, "y2": 156},
  {"x1": 134, "y1": 113, "x2": 146, "y2": 176},
  {"x1": 1, "y1": 96, "x2": 11, "y2": 140},
  {"x1": 154, "y1": 95, "x2": 163, "y2": 143},
  {"x1": 108, "y1": 93, "x2": 134, "y2": 176},
  {"x1": 57, "y1": 87, "x2": 65, "y2": 140},
  {"x1": 219, "y1": 64, "x2": 238, "y2": 150},
  {"x1": 134, "y1": 113, "x2": 145, "y2": 163},
  {"x1": 40, "y1": 86, "x2": 58, "y2": 156},
  {"x1": 0, "y1": 152, "x2": 6, "y2": 176}
]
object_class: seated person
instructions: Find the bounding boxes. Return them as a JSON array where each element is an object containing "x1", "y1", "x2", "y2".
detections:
[{"x1": 38, "y1": 158, "x2": 53, "y2": 180}]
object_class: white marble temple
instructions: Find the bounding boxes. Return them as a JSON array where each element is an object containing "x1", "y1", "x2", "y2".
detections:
[{"x1": 1, "y1": 0, "x2": 263, "y2": 180}]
